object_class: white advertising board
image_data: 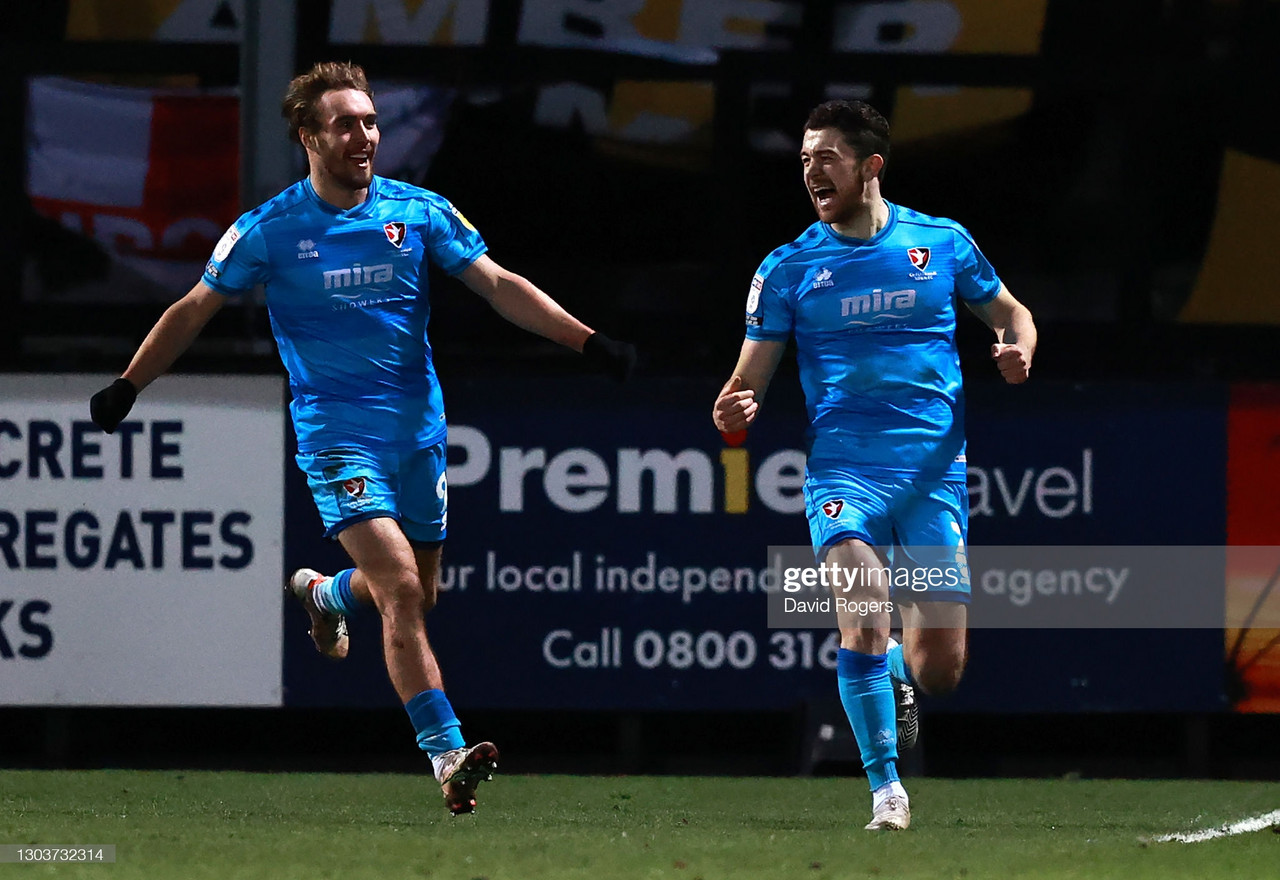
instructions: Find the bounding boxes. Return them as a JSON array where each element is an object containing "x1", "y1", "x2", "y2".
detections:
[{"x1": 0, "y1": 375, "x2": 285, "y2": 705}]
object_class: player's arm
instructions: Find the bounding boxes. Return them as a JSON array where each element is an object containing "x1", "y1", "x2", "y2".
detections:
[
  {"x1": 966, "y1": 285, "x2": 1037, "y2": 384},
  {"x1": 122, "y1": 281, "x2": 229, "y2": 390},
  {"x1": 458, "y1": 254, "x2": 635, "y2": 380},
  {"x1": 712, "y1": 338, "x2": 787, "y2": 433},
  {"x1": 89, "y1": 281, "x2": 229, "y2": 432}
]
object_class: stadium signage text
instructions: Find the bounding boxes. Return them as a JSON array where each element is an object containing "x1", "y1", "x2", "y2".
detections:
[
  {"x1": 0, "y1": 419, "x2": 255, "y2": 571},
  {"x1": 0, "y1": 376, "x2": 284, "y2": 706},
  {"x1": 118, "y1": 0, "x2": 1005, "y2": 55},
  {"x1": 448, "y1": 426, "x2": 1095, "y2": 519},
  {"x1": 0, "y1": 600, "x2": 52, "y2": 660}
]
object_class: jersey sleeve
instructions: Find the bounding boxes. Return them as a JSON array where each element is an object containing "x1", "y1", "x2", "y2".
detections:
[
  {"x1": 422, "y1": 196, "x2": 488, "y2": 276},
  {"x1": 952, "y1": 226, "x2": 1002, "y2": 305},
  {"x1": 202, "y1": 218, "x2": 269, "y2": 296},
  {"x1": 744, "y1": 260, "x2": 794, "y2": 341}
]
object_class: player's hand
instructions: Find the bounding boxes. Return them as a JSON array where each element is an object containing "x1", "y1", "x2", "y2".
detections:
[
  {"x1": 992, "y1": 343, "x2": 1031, "y2": 384},
  {"x1": 582, "y1": 332, "x2": 636, "y2": 382},
  {"x1": 713, "y1": 375, "x2": 758, "y2": 434},
  {"x1": 89, "y1": 378, "x2": 138, "y2": 433}
]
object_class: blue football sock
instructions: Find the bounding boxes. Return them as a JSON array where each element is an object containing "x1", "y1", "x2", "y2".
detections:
[
  {"x1": 886, "y1": 641, "x2": 915, "y2": 687},
  {"x1": 837, "y1": 648, "x2": 900, "y2": 791},
  {"x1": 313, "y1": 569, "x2": 360, "y2": 616},
  {"x1": 404, "y1": 689, "x2": 465, "y2": 757}
]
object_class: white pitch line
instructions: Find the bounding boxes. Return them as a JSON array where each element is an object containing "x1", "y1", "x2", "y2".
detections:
[{"x1": 1150, "y1": 809, "x2": 1280, "y2": 844}]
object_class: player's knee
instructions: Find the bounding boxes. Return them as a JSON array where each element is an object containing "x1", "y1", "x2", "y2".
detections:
[
  {"x1": 374, "y1": 571, "x2": 428, "y2": 618},
  {"x1": 841, "y1": 625, "x2": 891, "y2": 653},
  {"x1": 913, "y1": 655, "x2": 965, "y2": 696}
]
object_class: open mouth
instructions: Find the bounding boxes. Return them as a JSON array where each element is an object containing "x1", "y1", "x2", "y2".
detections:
[
  {"x1": 348, "y1": 152, "x2": 372, "y2": 168},
  {"x1": 812, "y1": 185, "x2": 836, "y2": 208}
]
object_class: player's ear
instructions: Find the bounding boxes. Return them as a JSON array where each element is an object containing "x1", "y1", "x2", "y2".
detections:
[{"x1": 862, "y1": 154, "x2": 885, "y2": 181}]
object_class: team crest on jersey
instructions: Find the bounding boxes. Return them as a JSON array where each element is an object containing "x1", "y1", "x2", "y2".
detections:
[
  {"x1": 383, "y1": 222, "x2": 407, "y2": 248},
  {"x1": 821, "y1": 499, "x2": 845, "y2": 519},
  {"x1": 907, "y1": 247, "x2": 931, "y2": 271},
  {"x1": 343, "y1": 477, "x2": 366, "y2": 498}
]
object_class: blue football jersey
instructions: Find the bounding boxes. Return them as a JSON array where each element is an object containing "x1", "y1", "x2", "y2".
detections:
[
  {"x1": 202, "y1": 176, "x2": 487, "y2": 453},
  {"x1": 745, "y1": 201, "x2": 1001, "y2": 480}
]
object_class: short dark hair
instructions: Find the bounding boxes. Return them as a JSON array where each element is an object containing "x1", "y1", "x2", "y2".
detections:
[
  {"x1": 805, "y1": 100, "x2": 891, "y2": 171},
  {"x1": 281, "y1": 61, "x2": 374, "y2": 144}
]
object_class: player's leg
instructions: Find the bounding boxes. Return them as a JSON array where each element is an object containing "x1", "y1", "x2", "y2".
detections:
[
  {"x1": 891, "y1": 479, "x2": 971, "y2": 701},
  {"x1": 288, "y1": 449, "x2": 402, "y2": 658},
  {"x1": 397, "y1": 441, "x2": 498, "y2": 815},
  {"x1": 337, "y1": 515, "x2": 492, "y2": 813},
  {"x1": 337, "y1": 516, "x2": 444, "y2": 697},
  {"x1": 288, "y1": 443, "x2": 447, "y2": 624},
  {"x1": 884, "y1": 634, "x2": 918, "y2": 750},
  {"x1": 290, "y1": 444, "x2": 493, "y2": 813},
  {"x1": 806, "y1": 474, "x2": 909, "y2": 830},
  {"x1": 413, "y1": 542, "x2": 441, "y2": 612},
  {"x1": 899, "y1": 601, "x2": 967, "y2": 695},
  {"x1": 827, "y1": 538, "x2": 911, "y2": 830}
]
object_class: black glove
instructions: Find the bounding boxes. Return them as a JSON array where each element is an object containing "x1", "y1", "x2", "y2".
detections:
[
  {"x1": 90, "y1": 378, "x2": 138, "y2": 434},
  {"x1": 582, "y1": 332, "x2": 636, "y2": 382}
]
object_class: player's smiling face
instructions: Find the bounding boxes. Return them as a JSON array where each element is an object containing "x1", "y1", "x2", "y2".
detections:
[
  {"x1": 305, "y1": 88, "x2": 379, "y2": 194},
  {"x1": 801, "y1": 127, "x2": 874, "y2": 226}
]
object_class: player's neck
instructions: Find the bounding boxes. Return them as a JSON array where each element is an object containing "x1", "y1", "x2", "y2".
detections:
[
  {"x1": 309, "y1": 169, "x2": 369, "y2": 210},
  {"x1": 830, "y1": 197, "x2": 889, "y2": 240}
]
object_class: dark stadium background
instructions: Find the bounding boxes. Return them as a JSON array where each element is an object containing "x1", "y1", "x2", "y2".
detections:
[{"x1": 3, "y1": 0, "x2": 1279, "y2": 782}]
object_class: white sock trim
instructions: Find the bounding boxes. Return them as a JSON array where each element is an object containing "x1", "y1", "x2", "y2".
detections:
[
  {"x1": 311, "y1": 576, "x2": 336, "y2": 614},
  {"x1": 872, "y1": 780, "x2": 909, "y2": 810}
]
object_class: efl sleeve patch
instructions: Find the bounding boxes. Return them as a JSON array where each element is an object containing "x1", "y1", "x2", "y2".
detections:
[
  {"x1": 212, "y1": 225, "x2": 240, "y2": 262},
  {"x1": 746, "y1": 273, "x2": 764, "y2": 314},
  {"x1": 449, "y1": 204, "x2": 477, "y2": 232}
]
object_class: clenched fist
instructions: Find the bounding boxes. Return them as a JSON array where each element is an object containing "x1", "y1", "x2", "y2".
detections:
[{"x1": 992, "y1": 343, "x2": 1031, "y2": 384}]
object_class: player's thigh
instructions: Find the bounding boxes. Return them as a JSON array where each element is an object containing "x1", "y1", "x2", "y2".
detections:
[
  {"x1": 397, "y1": 441, "x2": 448, "y2": 544},
  {"x1": 825, "y1": 538, "x2": 892, "y2": 603},
  {"x1": 297, "y1": 446, "x2": 401, "y2": 539},
  {"x1": 336, "y1": 516, "x2": 422, "y2": 611},
  {"x1": 826, "y1": 537, "x2": 896, "y2": 649}
]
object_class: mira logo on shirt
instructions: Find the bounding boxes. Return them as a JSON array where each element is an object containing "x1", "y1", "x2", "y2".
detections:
[
  {"x1": 841, "y1": 288, "x2": 916, "y2": 323},
  {"x1": 323, "y1": 263, "x2": 394, "y2": 290}
]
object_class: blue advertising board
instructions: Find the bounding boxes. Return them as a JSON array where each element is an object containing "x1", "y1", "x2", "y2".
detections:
[{"x1": 283, "y1": 379, "x2": 1228, "y2": 712}]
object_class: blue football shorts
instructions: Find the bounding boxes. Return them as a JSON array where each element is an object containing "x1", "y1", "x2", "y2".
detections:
[
  {"x1": 296, "y1": 441, "x2": 448, "y2": 543},
  {"x1": 803, "y1": 468, "x2": 971, "y2": 602}
]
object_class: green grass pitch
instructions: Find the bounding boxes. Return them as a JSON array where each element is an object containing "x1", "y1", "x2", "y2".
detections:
[{"x1": 3, "y1": 772, "x2": 1278, "y2": 879}]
